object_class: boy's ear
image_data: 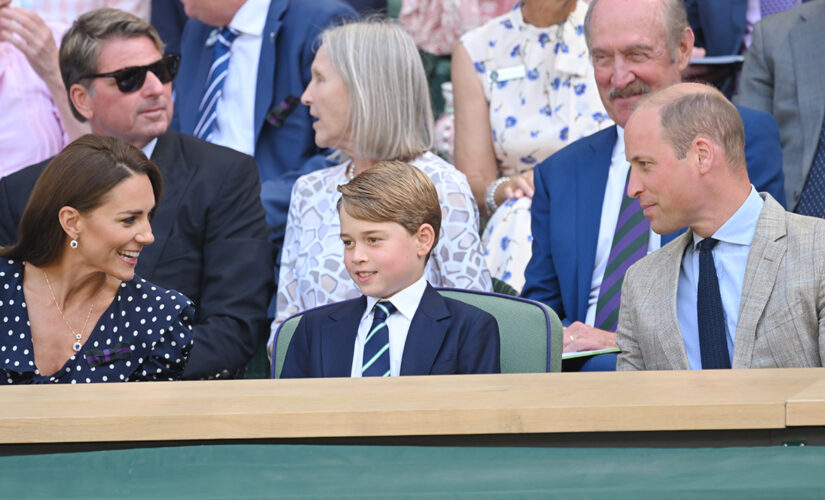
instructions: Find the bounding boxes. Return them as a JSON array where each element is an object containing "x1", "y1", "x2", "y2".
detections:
[{"x1": 415, "y1": 223, "x2": 435, "y2": 258}]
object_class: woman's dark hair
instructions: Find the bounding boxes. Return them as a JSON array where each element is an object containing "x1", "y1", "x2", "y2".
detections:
[{"x1": 0, "y1": 134, "x2": 163, "y2": 266}]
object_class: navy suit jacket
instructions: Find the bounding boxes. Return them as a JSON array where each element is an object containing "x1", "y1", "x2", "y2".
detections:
[
  {"x1": 521, "y1": 106, "x2": 785, "y2": 324},
  {"x1": 281, "y1": 284, "x2": 501, "y2": 378},
  {"x1": 686, "y1": 0, "x2": 748, "y2": 56},
  {"x1": 0, "y1": 130, "x2": 274, "y2": 380},
  {"x1": 172, "y1": 0, "x2": 356, "y2": 252},
  {"x1": 686, "y1": 0, "x2": 814, "y2": 56}
]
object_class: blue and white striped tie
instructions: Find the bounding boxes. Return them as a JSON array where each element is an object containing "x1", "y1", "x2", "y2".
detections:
[
  {"x1": 194, "y1": 27, "x2": 239, "y2": 141},
  {"x1": 362, "y1": 302, "x2": 396, "y2": 377}
]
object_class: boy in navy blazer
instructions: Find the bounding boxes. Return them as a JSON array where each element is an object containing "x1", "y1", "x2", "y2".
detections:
[{"x1": 281, "y1": 161, "x2": 500, "y2": 378}]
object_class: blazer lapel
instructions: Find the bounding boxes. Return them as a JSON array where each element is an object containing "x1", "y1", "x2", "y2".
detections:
[
  {"x1": 253, "y1": 0, "x2": 287, "y2": 143},
  {"x1": 575, "y1": 126, "x2": 617, "y2": 321},
  {"x1": 790, "y1": 5, "x2": 825, "y2": 174},
  {"x1": 654, "y1": 232, "x2": 692, "y2": 370},
  {"x1": 136, "y1": 130, "x2": 194, "y2": 279},
  {"x1": 321, "y1": 296, "x2": 365, "y2": 377},
  {"x1": 400, "y1": 284, "x2": 450, "y2": 375},
  {"x1": 732, "y1": 195, "x2": 787, "y2": 368}
]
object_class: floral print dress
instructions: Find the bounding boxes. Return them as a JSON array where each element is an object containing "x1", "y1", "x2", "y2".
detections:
[{"x1": 460, "y1": 1, "x2": 611, "y2": 291}]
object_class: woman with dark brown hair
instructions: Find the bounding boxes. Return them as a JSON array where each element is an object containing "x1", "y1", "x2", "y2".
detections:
[{"x1": 0, "y1": 134, "x2": 194, "y2": 384}]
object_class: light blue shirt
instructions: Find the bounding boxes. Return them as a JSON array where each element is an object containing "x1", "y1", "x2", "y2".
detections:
[{"x1": 677, "y1": 187, "x2": 764, "y2": 369}]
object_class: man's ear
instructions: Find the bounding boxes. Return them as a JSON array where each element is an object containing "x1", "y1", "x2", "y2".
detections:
[
  {"x1": 414, "y1": 223, "x2": 435, "y2": 258},
  {"x1": 58, "y1": 206, "x2": 82, "y2": 242},
  {"x1": 692, "y1": 136, "x2": 714, "y2": 175},
  {"x1": 69, "y1": 83, "x2": 94, "y2": 121},
  {"x1": 676, "y1": 27, "x2": 695, "y2": 71}
]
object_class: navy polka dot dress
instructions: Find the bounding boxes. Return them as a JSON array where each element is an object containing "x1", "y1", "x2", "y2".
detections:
[{"x1": 0, "y1": 258, "x2": 195, "y2": 384}]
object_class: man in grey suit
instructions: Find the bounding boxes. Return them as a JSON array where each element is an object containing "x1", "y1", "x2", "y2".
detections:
[
  {"x1": 734, "y1": 0, "x2": 825, "y2": 214},
  {"x1": 616, "y1": 83, "x2": 825, "y2": 370}
]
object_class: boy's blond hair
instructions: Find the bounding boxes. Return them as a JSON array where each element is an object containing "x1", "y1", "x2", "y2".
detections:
[{"x1": 337, "y1": 160, "x2": 441, "y2": 259}]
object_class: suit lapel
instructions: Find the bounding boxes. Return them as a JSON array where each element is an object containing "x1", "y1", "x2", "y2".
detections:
[
  {"x1": 732, "y1": 195, "x2": 787, "y2": 368},
  {"x1": 400, "y1": 284, "x2": 451, "y2": 375},
  {"x1": 136, "y1": 131, "x2": 194, "y2": 279},
  {"x1": 253, "y1": 0, "x2": 287, "y2": 143},
  {"x1": 322, "y1": 296, "x2": 365, "y2": 377},
  {"x1": 790, "y1": 4, "x2": 825, "y2": 173},
  {"x1": 575, "y1": 126, "x2": 617, "y2": 321},
  {"x1": 656, "y1": 232, "x2": 692, "y2": 370}
]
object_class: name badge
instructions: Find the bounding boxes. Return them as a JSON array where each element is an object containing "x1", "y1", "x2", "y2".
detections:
[{"x1": 489, "y1": 65, "x2": 526, "y2": 83}]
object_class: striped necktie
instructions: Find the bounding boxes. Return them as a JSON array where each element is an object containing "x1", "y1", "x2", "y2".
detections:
[
  {"x1": 759, "y1": 0, "x2": 800, "y2": 17},
  {"x1": 193, "y1": 27, "x2": 239, "y2": 141},
  {"x1": 594, "y1": 172, "x2": 650, "y2": 332},
  {"x1": 362, "y1": 301, "x2": 397, "y2": 377},
  {"x1": 795, "y1": 115, "x2": 825, "y2": 217}
]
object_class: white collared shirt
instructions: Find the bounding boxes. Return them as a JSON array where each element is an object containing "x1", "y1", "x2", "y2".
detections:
[
  {"x1": 350, "y1": 276, "x2": 428, "y2": 377},
  {"x1": 141, "y1": 137, "x2": 158, "y2": 159},
  {"x1": 209, "y1": 0, "x2": 271, "y2": 156},
  {"x1": 585, "y1": 126, "x2": 662, "y2": 326}
]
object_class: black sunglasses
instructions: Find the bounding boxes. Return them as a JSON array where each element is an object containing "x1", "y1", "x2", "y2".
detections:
[{"x1": 81, "y1": 54, "x2": 181, "y2": 93}]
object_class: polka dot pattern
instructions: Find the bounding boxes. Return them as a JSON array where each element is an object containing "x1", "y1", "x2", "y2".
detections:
[{"x1": 0, "y1": 259, "x2": 195, "y2": 384}]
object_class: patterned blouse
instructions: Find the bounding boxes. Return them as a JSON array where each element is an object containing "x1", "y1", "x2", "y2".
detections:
[
  {"x1": 0, "y1": 258, "x2": 195, "y2": 384},
  {"x1": 273, "y1": 151, "x2": 492, "y2": 330},
  {"x1": 460, "y1": 1, "x2": 611, "y2": 176}
]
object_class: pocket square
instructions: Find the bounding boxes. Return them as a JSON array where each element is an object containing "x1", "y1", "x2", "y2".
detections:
[{"x1": 265, "y1": 95, "x2": 300, "y2": 128}]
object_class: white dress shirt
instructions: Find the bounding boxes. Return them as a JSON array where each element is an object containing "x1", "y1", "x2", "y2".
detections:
[
  {"x1": 141, "y1": 136, "x2": 158, "y2": 159},
  {"x1": 350, "y1": 276, "x2": 428, "y2": 377},
  {"x1": 585, "y1": 126, "x2": 662, "y2": 326},
  {"x1": 210, "y1": 0, "x2": 271, "y2": 156}
]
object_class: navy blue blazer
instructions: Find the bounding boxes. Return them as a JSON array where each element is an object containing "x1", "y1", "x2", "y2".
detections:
[
  {"x1": 686, "y1": 0, "x2": 814, "y2": 56},
  {"x1": 521, "y1": 106, "x2": 785, "y2": 324},
  {"x1": 172, "y1": 0, "x2": 356, "y2": 251},
  {"x1": 0, "y1": 130, "x2": 273, "y2": 380},
  {"x1": 686, "y1": 0, "x2": 748, "y2": 56},
  {"x1": 281, "y1": 284, "x2": 501, "y2": 378}
]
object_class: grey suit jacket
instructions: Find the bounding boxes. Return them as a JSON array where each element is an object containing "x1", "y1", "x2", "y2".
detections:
[
  {"x1": 734, "y1": 0, "x2": 825, "y2": 210},
  {"x1": 616, "y1": 194, "x2": 825, "y2": 370}
]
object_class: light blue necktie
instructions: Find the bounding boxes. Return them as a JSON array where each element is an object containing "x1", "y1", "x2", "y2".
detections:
[
  {"x1": 362, "y1": 302, "x2": 396, "y2": 377},
  {"x1": 194, "y1": 27, "x2": 239, "y2": 141}
]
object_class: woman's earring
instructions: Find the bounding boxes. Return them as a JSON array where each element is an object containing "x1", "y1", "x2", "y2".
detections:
[{"x1": 70, "y1": 239, "x2": 78, "y2": 249}]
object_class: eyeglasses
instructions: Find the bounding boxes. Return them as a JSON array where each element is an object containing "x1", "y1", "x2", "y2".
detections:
[{"x1": 80, "y1": 54, "x2": 181, "y2": 93}]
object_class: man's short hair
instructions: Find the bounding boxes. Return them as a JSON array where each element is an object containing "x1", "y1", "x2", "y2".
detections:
[
  {"x1": 320, "y1": 20, "x2": 434, "y2": 162},
  {"x1": 652, "y1": 86, "x2": 747, "y2": 169},
  {"x1": 584, "y1": 0, "x2": 689, "y2": 62},
  {"x1": 60, "y1": 8, "x2": 165, "y2": 121},
  {"x1": 337, "y1": 161, "x2": 442, "y2": 258}
]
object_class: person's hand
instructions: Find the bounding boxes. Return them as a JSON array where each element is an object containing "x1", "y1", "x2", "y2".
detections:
[
  {"x1": 0, "y1": 6, "x2": 60, "y2": 82},
  {"x1": 562, "y1": 321, "x2": 617, "y2": 353},
  {"x1": 494, "y1": 169, "x2": 535, "y2": 206}
]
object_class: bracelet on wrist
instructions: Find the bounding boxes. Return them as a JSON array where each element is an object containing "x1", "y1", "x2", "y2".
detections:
[{"x1": 484, "y1": 176, "x2": 509, "y2": 216}]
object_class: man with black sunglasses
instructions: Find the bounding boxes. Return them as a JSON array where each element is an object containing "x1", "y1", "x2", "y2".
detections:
[{"x1": 0, "y1": 8, "x2": 274, "y2": 380}]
